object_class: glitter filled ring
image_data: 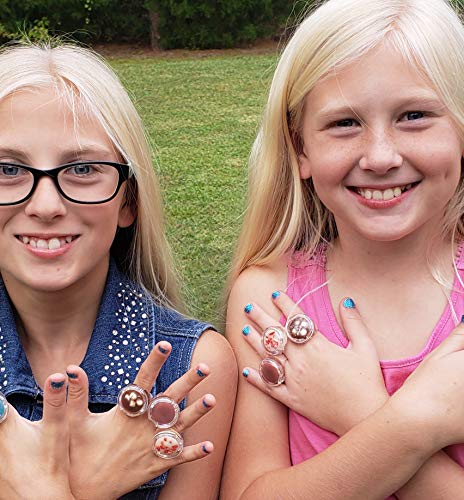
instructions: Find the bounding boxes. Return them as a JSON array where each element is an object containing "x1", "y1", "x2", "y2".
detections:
[
  {"x1": 285, "y1": 313, "x2": 316, "y2": 344},
  {"x1": 0, "y1": 392, "x2": 8, "y2": 423},
  {"x1": 259, "y1": 357, "x2": 285, "y2": 386},
  {"x1": 148, "y1": 395, "x2": 180, "y2": 428},
  {"x1": 153, "y1": 429, "x2": 184, "y2": 459},
  {"x1": 262, "y1": 325, "x2": 287, "y2": 356},
  {"x1": 117, "y1": 384, "x2": 150, "y2": 417}
]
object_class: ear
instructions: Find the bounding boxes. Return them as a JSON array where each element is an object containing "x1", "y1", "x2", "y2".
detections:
[
  {"x1": 118, "y1": 201, "x2": 136, "y2": 228},
  {"x1": 298, "y1": 147, "x2": 312, "y2": 180}
]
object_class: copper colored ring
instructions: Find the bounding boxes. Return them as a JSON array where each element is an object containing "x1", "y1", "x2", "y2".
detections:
[
  {"x1": 262, "y1": 325, "x2": 287, "y2": 356},
  {"x1": 259, "y1": 357, "x2": 285, "y2": 386},
  {"x1": 148, "y1": 395, "x2": 180, "y2": 428},
  {"x1": 285, "y1": 313, "x2": 316, "y2": 344}
]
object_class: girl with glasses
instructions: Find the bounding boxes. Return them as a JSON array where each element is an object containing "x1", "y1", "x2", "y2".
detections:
[{"x1": 0, "y1": 43, "x2": 236, "y2": 498}]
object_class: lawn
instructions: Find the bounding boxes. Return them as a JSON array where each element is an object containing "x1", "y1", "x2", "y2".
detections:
[{"x1": 110, "y1": 53, "x2": 277, "y2": 328}]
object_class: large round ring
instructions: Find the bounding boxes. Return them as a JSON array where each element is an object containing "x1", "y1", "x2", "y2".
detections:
[
  {"x1": 0, "y1": 392, "x2": 8, "y2": 423},
  {"x1": 262, "y1": 325, "x2": 287, "y2": 356},
  {"x1": 148, "y1": 395, "x2": 180, "y2": 428},
  {"x1": 153, "y1": 429, "x2": 184, "y2": 459},
  {"x1": 286, "y1": 313, "x2": 316, "y2": 344},
  {"x1": 259, "y1": 357, "x2": 285, "y2": 386},
  {"x1": 117, "y1": 384, "x2": 150, "y2": 417}
]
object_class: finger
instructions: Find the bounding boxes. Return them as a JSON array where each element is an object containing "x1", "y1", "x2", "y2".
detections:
[
  {"x1": 241, "y1": 366, "x2": 290, "y2": 406},
  {"x1": 241, "y1": 324, "x2": 269, "y2": 358},
  {"x1": 42, "y1": 373, "x2": 68, "y2": 426},
  {"x1": 163, "y1": 363, "x2": 210, "y2": 403},
  {"x1": 134, "y1": 341, "x2": 172, "y2": 392},
  {"x1": 243, "y1": 301, "x2": 282, "y2": 332},
  {"x1": 175, "y1": 394, "x2": 216, "y2": 432},
  {"x1": 338, "y1": 297, "x2": 376, "y2": 353},
  {"x1": 66, "y1": 365, "x2": 91, "y2": 420},
  {"x1": 150, "y1": 442, "x2": 213, "y2": 474},
  {"x1": 269, "y1": 290, "x2": 305, "y2": 320}
]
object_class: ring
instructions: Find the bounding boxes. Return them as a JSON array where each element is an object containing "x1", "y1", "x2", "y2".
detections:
[
  {"x1": 286, "y1": 313, "x2": 316, "y2": 344},
  {"x1": 259, "y1": 357, "x2": 285, "y2": 386},
  {"x1": 153, "y1": 429, "x2": 184, "y2": 459},
  {"x1": 117, "y1": 384, "x2": 150, "y2": 417},
  {"x1": 262, "y1": 325, "x2": 287, "y2": 355},
  {"x1": 0, "y1": 392, "x2": 8, "y2": 423},
  {"x1": 148, "y1": 395, "x2": 180, "y2": 428}
]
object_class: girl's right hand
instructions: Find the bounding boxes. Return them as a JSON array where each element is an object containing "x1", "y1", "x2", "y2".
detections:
[
  {"x1": 66, "y1": 342, "x2": 215, "y2": 500},
  {"x1": 0, "y1": 374, "x2": 74, "y2": 500}
]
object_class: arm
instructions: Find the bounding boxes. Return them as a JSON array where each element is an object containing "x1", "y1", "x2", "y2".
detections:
[
  {"x1": 160, "y1": 330, "x2": 237, "y2": 500},
  {"x1": 221, "y1": 265, "x2": 464, "y2": 499}
]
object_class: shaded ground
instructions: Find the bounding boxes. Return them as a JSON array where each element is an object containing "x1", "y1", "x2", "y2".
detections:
[{"x1": 94, "y1": 38, "x2": 280, "y2": 59}]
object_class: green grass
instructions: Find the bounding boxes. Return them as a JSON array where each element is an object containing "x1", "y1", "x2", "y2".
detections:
[{"x1": 110, "y1": 54, "x2": 277, "y2": 327}]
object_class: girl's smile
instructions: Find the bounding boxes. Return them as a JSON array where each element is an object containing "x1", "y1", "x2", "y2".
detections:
[{"x1": 298, "y1": 44, "x2": 463, "y2": 243}]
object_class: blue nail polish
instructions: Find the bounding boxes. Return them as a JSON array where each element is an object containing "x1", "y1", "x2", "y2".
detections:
[
  {"x1": 202, "y1": 444, "x2": 209, "y2": 453},
  {"x1": 242, "y1": 326, "x2": 250, "y2": 336},
  {"x1": 158, "y1": 345, "x2": 168, "y2": 354},
  {"x1": 242, "y1": 368, "x2": 249, "y2": 378},
  {"x1": 343, "y1": 298, "x2": 356, "y2": 309},
  {"x1": 244, "y1": 303, "x2": 253, "y2": 314},
  {"x1": 197, "y1": 368, "x2": 206, "y2": 377},
  {"x1": 461, "y1": 315, "x2": 464, "y2": 323},
  {"x1": 51, "y1": 380, "x2": 65, "y2": 389},
  {"x1": 0, "y1": 399, "x2": 6, "y2": 419},
  {"x1": 272, "y1": 291, "x2": 280, "y2": 299},
  {"x1": 202, "y1": 399, "x2": 211, "y2": 408},
  {"x1": 66, "y1": 371, "x2": 78, "y2": 379}
]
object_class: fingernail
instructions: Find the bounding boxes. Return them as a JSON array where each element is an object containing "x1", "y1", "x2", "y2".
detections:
[
  {"x1": 242, "y1": 326, "x2": 250, "y2": 336},
  {"x1": 242, "y1": 368, "x2": 249, "y2": 378},
  {"x1": 202, "y1": 398, "x2": 211, "y2": 408},
  {"x1": 196, "y1": 368, "x2": 206, "y2": 377},
  {"x1": 272, "y1": 291, "x2": 280, "y2": 299},
  {"x1": 158, "y1": 345, "x2": 168, "y2": 354},
  {"x1": 461, "y1": 315, "x2": 464, "y2": 323},
  {"x1": 66, "y1": 371, "x2": 78, "y2": 380},
  {"x1": 51, "y1": 380, "x2": 65, "y2": 389},
  {"x1": 202, "y1": 443, "x2": 210, "y2": 454},
  {"x1": 343, "y1": 298, "x2": 356, "y2": 309},
  {"x1": 244, "y1": 303, "x2": 253, "y2": 314}
]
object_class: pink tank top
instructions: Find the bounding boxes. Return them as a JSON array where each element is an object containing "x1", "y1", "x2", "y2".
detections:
[{"x1": 287, "y1": 244, "x2": 464, "y2": 499}]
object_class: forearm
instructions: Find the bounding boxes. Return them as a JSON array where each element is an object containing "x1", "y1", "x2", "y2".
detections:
[
  {"x1": 396, "y1": 451, "x2": 464, "y2": 499},
  {"x1": 240, "y1": 404, "x2": 434, "y2": 500}
]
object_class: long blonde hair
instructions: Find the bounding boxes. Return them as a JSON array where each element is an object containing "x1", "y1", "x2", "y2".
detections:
[
  {"x1": 229, "y1": 0, "x2": 464, "y2": 289},
  {"x1": 0, "y1": 42, "x2": 182, "y2": 310}
]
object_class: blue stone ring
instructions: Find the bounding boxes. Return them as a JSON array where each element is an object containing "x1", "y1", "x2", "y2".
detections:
[{"x1": 0, "y1": 392, "x2": 8, "y2": 423}]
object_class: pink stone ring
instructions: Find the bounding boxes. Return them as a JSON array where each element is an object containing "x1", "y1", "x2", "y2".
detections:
[
  {"x1": 259, "y1": 357, "x2": 285, "y2": 386},
  {"x1": 148, "y1": 395, "x2": 180, "y2": 428}
]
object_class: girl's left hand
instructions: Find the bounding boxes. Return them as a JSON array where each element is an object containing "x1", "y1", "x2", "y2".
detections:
[
  {"x1": 66, "y1": 342, "x2": 215, "y2": 500},
  {"x1": 242, "y1": 292, "x2": 389, "y2": 436}
]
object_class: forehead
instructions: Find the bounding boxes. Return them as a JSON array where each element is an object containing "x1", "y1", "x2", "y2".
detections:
[{"x1": 305, "y1": 45, "x2": 441, "y2": 114}]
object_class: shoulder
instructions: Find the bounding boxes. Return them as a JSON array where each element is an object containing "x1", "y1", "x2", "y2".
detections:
[{"x1": 192, "y1": 329, "x2": 237, "y2": 378}]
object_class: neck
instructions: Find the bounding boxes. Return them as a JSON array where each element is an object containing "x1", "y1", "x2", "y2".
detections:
[{"x1": 2, "y1": 262, "x2": 109, "y2": 354}]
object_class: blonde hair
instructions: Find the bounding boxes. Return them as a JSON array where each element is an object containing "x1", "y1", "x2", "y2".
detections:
[
  {"x1": 228, "y1": 0, "x2": 464, "y2": 288},
  {"x1": 0, "y1": 42, "x2": 182, "y2": 310}
]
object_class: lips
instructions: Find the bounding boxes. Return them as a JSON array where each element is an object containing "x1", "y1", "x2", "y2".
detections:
[{"x1": 15, "y1": 235, "x2": 79, "y2": 250}]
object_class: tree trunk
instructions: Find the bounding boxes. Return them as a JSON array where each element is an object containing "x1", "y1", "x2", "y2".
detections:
[{"x1": 149, "y1": 10, "x2": 161, "y2": 50}]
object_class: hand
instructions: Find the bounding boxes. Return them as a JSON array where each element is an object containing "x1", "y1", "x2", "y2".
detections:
[
  {"x1": 0, "y1": 374, "x2": 74, "y2": 499},
  {"x1": 389, "y1": 320, "x2": 464, "y2": 451},
  {"x1": 67, "y1": 341, "x2": 215, "y2": 500},
  {"x1": 241, "y1": 292, "x2": 389, "y2": 436}
]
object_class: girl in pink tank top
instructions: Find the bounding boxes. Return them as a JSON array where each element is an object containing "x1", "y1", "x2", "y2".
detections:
[{"x1": 222, "y1": 1, "x2": 464, "y2": 498}]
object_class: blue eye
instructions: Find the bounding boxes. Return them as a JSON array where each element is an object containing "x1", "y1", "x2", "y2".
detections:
[
  {"x1": 0, "y1": 165, "x2": 20, "y2": 176},
  {"x1": 70, "y1": 165, "x2": 93, "y2": 175},
  {"x1": 402, "y1": 111, "x2": 425, "y2": 121}
]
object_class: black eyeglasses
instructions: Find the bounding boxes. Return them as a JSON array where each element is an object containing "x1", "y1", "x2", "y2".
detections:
[{"x1": 0, "y1": 161, "x2": 131, "y2": 205}]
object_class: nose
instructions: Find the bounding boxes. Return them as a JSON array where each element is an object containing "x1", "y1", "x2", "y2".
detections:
[
  {"x1": 359, "y1": 129, "x2": 403, "y2": 174},
  {"x1": 24, "y1": 177, "x2": 67, "y2": 220}
]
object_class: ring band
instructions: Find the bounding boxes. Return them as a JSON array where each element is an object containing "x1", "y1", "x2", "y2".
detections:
[
  {"x1": 0, "y1": 392, "x2": 8, "y2": 423},
  {"x1": 259, "y1": 357, "x2": 285, "y2": 386},
  {"x1": 117, "y1": 384, "x2": 150, "y2": 417},
  {"x1": 148, "y1": 395, "x2": 180, "y2": 428},
  {"x1": 286, "y1": 313, "x2": 316, "y2": 344},
  {"x1": 153, "y1": 429, "x2": 184, "y2": 459},
  {"x1": 262, "y1": 325, "x2": 287, "y2": 356}
]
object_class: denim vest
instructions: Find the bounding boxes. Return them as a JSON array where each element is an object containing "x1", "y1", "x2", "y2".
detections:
[{"x1": 0, "y1": 260, "x2": 212, "y2": 499}]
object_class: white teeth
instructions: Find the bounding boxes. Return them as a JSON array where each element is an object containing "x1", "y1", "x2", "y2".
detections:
[
  {"x1": 358, "y1": 184, "x2": 415, "y2": 201},
  {"x1": 22, "y1": 236, "x2": 29, "y2": 244},
  {"x1": 48, "y1": 238, "x2": 61, "y2": 250},
  {"x1": 29, "y1": 240, "x2": 36, "y2": 248},
  {"x1": 36, "y1": 239, "x2": 48, "y2": 249},
  {"x1": 65, "y1": 236, "x2": 72, "y2": 243}
]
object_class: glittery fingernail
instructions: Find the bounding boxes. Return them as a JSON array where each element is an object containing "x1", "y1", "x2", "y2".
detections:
[
  {"x1": 244, "y1": 303, "x2": 253, "y2": 314},
  {"x1": 242, "y1": 326, "x2": 250, "y2": 336},
  {"x1": 51, "y1": 380, "x2": 65, "y2": 389},
  {"x1": 242, "y1": 368, "x2": 249, "y2": 378},
  {"x1": 461, "y1": 315, "x2": 464, "y2": 323},
  {"x1": 272, "y1": 291, "x2": 280, "y2": 299},
  {"x1": 343, "y1": 298, "x2": 356, "y2": 309}
]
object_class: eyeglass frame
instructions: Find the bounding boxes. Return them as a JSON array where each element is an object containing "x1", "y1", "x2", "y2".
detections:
[{"x1": 0, "y1": 160, "x2": 132, "y2": 206}]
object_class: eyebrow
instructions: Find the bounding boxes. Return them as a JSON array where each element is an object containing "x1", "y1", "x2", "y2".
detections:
[{"x1": 0, "y1": 144, "x2": 115, "y2": 163}]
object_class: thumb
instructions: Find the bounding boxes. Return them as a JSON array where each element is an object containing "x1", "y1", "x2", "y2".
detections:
[
  {"x1": 338, "y1": 297, "x2": 376, "y2": 353},
  {"x1": 66, "y1": 365, "x2": 90, "y2": 421}
]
